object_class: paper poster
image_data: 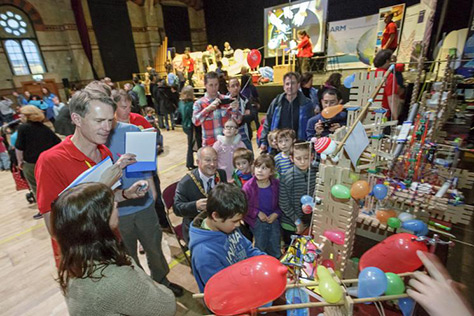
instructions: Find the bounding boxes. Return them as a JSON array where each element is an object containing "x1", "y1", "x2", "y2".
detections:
[
  {"x1": 264, "y1": 0, "x2": 328, "y2": 57},
  {"x1": 126, "y1": 132, "x2": 157, "y2": 172},
  {"x1": 374, "y1": 4, "x2": 406, "y2": 54},
  {"x1": 327, "y1": 14, "x2": 378, "y2": 69},
  {"x1": 344, "y1": 122, "x2": 369, "y2": 168}
]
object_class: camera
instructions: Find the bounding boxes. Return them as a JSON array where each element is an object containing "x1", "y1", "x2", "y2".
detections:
[{"x1": 322, "y1": 119, "x2": 333, "y2": 130}]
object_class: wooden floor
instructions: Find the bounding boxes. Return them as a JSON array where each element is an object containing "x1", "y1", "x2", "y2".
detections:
[{"x1": 0, "y1": 128, "x2": 209, "y2": 316}]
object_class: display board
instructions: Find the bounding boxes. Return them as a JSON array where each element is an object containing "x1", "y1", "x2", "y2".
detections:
[
  {"x1": 327, "y1": 14, "x2": 378, "y2": 69},
  {"x1": 264, "y1": 0, "x2": 327, "y2": 58},
  {"x1": 374, "y1": 4, "x2": 406, "y2": 54}
]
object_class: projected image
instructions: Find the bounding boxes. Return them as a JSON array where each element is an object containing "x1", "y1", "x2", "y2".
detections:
[{"x1": 264, "y1": 0, "x2": 327, "y2": 58}]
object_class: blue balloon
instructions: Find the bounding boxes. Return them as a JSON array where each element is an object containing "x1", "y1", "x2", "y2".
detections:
[
  {"x1": 373, "y1": 184, "x2": 388, "y2": 200},
  {"x1": 358, "y1": 267, "x2": 388, "y2": 299},
  {"x1": 343, "y1": 74, "x2": 356, "y2": 89},
  {"x1": 300, "y1": 195, "x2": 314, "y2": 205},
  {"x1": 402, "y1": 220, "x2": 428, "y2": 236},
  {"x1": 398, "y1": 297, "x2": 415, "y2": 316}
]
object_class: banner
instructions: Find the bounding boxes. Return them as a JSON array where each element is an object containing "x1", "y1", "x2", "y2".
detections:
[{"x1": 327, "y1": 14, "x2": 378, "y2": 69}]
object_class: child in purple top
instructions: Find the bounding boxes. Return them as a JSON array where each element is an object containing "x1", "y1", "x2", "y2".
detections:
[{"x1": 242, "y1": 154, "x2": 281, "y2": 258}]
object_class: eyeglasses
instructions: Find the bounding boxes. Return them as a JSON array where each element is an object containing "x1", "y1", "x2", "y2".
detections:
[{"x1": 224, "y1": 126, "x2": 237, "y2": 130}]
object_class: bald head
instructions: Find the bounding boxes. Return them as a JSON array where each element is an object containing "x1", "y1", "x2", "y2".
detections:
[{"x1": 197, "y1": 147, "x2": 218, "y2": 177}]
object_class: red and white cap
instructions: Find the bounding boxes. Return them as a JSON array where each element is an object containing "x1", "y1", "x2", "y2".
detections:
[{"x1": 313, "y1": 137, "x2": 331, "y2": 153}]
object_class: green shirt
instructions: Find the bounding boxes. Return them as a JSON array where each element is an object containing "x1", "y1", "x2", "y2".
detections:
[{"x1": 132, "y1": 84, "x2": 147, "y2": 107}]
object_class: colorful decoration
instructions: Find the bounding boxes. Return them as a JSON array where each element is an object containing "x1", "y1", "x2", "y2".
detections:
[
  {"x1": 331, "y1": 184, "x2": 351, "y2": 199},
  {"x1": 358, "y1": 267, "x2": 387, "y2": 299},
  {"x1": 313, "y1": 137, "x2": 339, "y2": 162},
  {"x1": 321, "y1": 104, "x2": 344, "y2": 119},
  {"x1": 350, "y1": 180, "x2": 371, "y2": 199},
  {"x1": 323, "y1": 230, "x2": 345, "y2": 245},
  {"x1": 247, "y1": 49, "x2": 262, "y2": 69},
  {"x1": 375, "y1": 209, "x2": 397, "y2": 225},
  {"x1": 317, "y1": 266, "x2": 344, "y2": 303},
  {"x1": 385, "y1": 272, "x2": 405, "y2": 295}
]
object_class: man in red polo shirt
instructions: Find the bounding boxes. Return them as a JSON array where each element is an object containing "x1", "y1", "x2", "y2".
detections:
[
  {"x1": 382, "y1": 12, "x2": 398, "y2": 52},
  {"x1": 35, "y1": 82, "x2": 147, "y2": 265}
]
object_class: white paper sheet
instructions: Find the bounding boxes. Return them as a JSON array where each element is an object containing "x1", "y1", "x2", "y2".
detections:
[
  {"x1": 125, "y1": 132, "x2": 157, "y2": 162},
  {"x1": 344, "y1": 122, "x2": 369, "y2": 168}
]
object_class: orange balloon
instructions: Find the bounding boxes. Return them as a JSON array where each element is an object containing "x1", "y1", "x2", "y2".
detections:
[
  {"x1": 350, "y1": 180, "x2": 370, "y2": 199},
  {"x1": 376, "y1": 210, "x2": 397, "y2": 225},
  {"x1": 321, "y1": 104, "x2": 344, "y2": 119}
]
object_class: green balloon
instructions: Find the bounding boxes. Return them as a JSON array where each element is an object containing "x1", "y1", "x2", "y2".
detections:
[
  {"x1": 331, "y1": 184, "x2": 351, "y2": 199},
  {"x1": 385, "y1": 272, "x2": 405, "y2": 295},
  {"x1": 388, "y1": 217, "x2": 402, "y2": 229}
]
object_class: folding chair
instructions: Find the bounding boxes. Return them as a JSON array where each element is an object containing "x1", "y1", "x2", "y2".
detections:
[{"x1": 161, "y1": 181, "x2": 192, "y2": 267}]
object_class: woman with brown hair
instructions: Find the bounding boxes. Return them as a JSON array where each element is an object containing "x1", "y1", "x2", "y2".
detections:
[
  {"x1": 52, "y1": 182, "x2": 176, "y2": 316},
  {"x1": 15, "y1": 105, "x2": 61, "y2": 219}
]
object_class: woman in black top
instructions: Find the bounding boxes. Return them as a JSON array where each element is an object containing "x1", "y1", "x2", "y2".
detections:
[{"x1": 15, "y1": 106, "x2": 61, "y2": 218}]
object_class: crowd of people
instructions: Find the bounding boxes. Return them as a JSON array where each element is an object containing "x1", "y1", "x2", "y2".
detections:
[{"x1": 0, "y1": 45, "x2": 472, "y2": 315}]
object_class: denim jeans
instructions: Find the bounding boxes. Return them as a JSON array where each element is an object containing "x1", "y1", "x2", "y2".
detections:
[{"x1": 252, "y1": 218, "x2": 281, "y2": 258}]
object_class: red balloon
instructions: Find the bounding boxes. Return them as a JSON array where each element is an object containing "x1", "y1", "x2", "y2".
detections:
[
  {"x1": 322, "y1": 259, "x2": 335, "y2": 269},
  {"x1": 204, "y1": 255, "x2": 287, "y2": 315},
  {"x1": 359, "y1": 233, "x2": 428, "y2": 274},
  {"x1": 247, "y1": 49, "x2": 262, "y2": 69}
]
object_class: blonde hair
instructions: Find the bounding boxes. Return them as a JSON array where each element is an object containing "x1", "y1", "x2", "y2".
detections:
[
  {"x1": 180, "y1": 85, "x2": 194, "y2": 101},
  {"x1": 20, "y1": 105, "x2": 45, "y2": 122}
]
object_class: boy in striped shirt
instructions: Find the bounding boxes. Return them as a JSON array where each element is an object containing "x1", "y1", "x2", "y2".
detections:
[{"x1": 274, "y1": 129, "x2": 296, "y2": 177}]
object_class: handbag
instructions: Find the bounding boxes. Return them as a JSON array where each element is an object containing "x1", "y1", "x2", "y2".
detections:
[{"x1": 11, "y1": 166, "x2": 30, "y2": 191}]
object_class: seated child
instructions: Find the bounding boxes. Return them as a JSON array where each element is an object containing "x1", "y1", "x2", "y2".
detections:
[
  {"x1": 279, "y1": 141, "x2": 317, "y2": 246},
  {"x1": 189, "y1": 183, "x2": 265, "y2": 292},
  {"x1": 242, "y1": 154, "x2": 281, "y2": 258},
  {"x1": 267, "y1": 129, "x2": 280, "y2": 157},
  {"x1": 232, "y1": 148, "x2": 253, "y2": 188},
  {"x1": 213, "y1": 119, "x2": 246, "y2": 181},
  {"x1": 274, "y1": 129, "x2": 295, "y2": 176}
]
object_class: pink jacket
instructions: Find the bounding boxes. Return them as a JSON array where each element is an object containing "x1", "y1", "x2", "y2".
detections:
[{"x1": 212, "y1": 134, "x2": 246, "y2": 181}]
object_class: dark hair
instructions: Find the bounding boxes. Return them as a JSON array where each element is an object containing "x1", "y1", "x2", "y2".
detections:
[
  {"x1": 321, "y1": 88, "x2": 342, "y2": 101},
  {"x1": 373, "y1": 49, "x2": 393, "y2": 68},
  {"x1": 254, "y1": 154, "x2": 275, "y2": 174},
  {"x1": 217, "y1": 61, "x2": 223, "y2": 68},
  {"x1": 283, "y1": 72, "x2": 301, "y2": 83},
  {"x1": 290, "y1": 140, "x2": 311, "y2": 156},
  {"x1": 207, "y1": 183, "x2": 247, "y2": 220},
  {"x1": 42, "y1": 87, "x2": 51, "y2": 94},
  {"x1": 297, "y1": 30, "x2": 308, "y2": 37},
  {"x1": 52, "y1": 183, "x2": 131, "y2": 295},
  {"x1": 133, "y1": 76, "x2": 140, "y2": 84},
  {"x1": 325, "y1": 73, "x2": 342, "y2": 88},
  {"x1": 233, "y1": 148, "x2": 253, "y2": 167},
  {"x1": 301, "y1": 72, "x2": 313, "y2": 86},
  {"x1": 204, "y1": 71, "x2": 219, "y2": 84}
]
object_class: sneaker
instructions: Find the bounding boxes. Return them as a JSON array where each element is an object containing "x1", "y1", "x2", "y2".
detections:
[
  {"x1": 166, "y1": 282, "x2": 184, "y2": 297},
  {"x1": 33, "y1": 212, "x2": 43, "y2": 220}
]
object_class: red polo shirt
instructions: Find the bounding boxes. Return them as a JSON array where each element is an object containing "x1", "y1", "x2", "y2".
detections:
[
  {"x1": 382, "y1": 21, "x2": 398, "y2": 50},
  {"x1": 129, "y1": 112, "x2": 152, "y2": 130},
  {"x1": 35, "y1": 135, "x2": 112, "y2": 265}
]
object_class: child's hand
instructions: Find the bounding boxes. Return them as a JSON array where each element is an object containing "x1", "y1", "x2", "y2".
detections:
[
  {"x1": 407, "y1": 250, "x2": 474, "y2": 316},
  {"x1": 258, "y1": 212, "x2": 268, "y2": 222},
  {"x1": 267, "y1": 213, "x2": 279, "y2": 224}
]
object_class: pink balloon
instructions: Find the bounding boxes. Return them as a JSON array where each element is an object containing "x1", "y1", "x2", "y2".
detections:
[
  {"x1": 204, "y1": 255, "x2": 287, "y2": 315},
  {"x1": 360, "y1": 233, "x2": 428, "y2": 274},
  {"x1": 247, "y1": 49, "x2": 262, "y2": 69},
  {"x1": 324, "y1": 230, "x2": 345, "y2": 245},
  {"x1": 322, "y1": 259, "x2": 335, "y2": 269}
]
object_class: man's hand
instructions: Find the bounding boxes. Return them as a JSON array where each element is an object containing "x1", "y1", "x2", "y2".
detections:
[
  {"x1": 124, "y1": 180, "x2": 149, "y2": 200},
  {"x1": 329, "y1": 123, "x2": 341, "y2": 132},
  {"x1": 206, "y1": 99, "x2": 221, "y2": 112},
  {"x1": 258, "y1": 211, "x2": 268, "y2": 222},
  {"x1": 315, "y1": 120, "x2": 324, "y2": 135},
  {"x1": 267, "y1": 213, "x2": 279, "y2": 224},
  {"x1": 100, "y1": 164, "x2": 123, "y2": 188},
  {"x1": 260, "y1": 144, "x2": 268, "y2": 152},
  {"x1": 116, "y1": 153, "x2": 137, "y2": 169},
  {"x1": 196, "y1": 198, "x2": 207, "y2": 212}
]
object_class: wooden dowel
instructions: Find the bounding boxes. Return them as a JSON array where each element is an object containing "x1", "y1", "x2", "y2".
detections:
[{"x1": 332, "y1": 66, "x2": 394, "y2": 157}]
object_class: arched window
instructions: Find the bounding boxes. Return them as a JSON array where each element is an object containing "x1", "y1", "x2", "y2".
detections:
[{"x1": 0, "y1": 5, "x2": 46, "y2": 75}]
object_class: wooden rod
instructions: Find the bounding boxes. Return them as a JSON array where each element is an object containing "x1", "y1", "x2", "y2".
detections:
[{"x1": 332, "y1": 65, "x2": 394, "y2": 157}]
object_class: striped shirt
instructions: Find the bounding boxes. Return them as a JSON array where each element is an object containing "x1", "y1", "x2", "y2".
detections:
[
  {"x1": 192, "y1": 93, "x2": 242, "y2": 147},
  {"x1": 274, "y1": 152, "x2": 293, "y2": 176}
]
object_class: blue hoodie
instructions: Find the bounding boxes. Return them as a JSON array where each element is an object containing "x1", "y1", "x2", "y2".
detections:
[{"x1": 189, "y1": 212, "x2": 265, "y2": 292}]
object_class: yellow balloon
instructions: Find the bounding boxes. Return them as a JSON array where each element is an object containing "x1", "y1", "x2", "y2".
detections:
[{"x1": 317, "y1": 266, "x2": 343, "y2": 303}]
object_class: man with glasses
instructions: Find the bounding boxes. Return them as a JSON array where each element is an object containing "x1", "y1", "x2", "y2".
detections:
[{"x1": 305, "y1": 89, "x2": 346, "y2": 139}]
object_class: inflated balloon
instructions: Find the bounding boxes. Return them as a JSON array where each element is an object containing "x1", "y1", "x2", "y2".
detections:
[
  {"x1": 376, "y1": 209, "x2": 397, "y2": 225},
  {"x1": 323, "y1": 230, "x2": 345, "y2": 245},
  {"x1": 204, "y1": 255, "x2": 287, "y2": 315},
  {"x1": 349, "y1": 172, "x2": 360, "y2": 183},
  {"x1": 317, "y1": 266, "x2": 343, "y2": 303},
  {"x1": 398, "y1": 212, "x2": 414, "y2": 222},
  {"x1": 343, "y1": 73, "x2": 356, "y2": 89},
  {"x1": 350, "y1": 180, "x2": 371, "y2": 199},
  {"x1": 321, "y1": 104, "x2": 344, "y2": 119},
  {"x1": 300, "y1": 195, "x2": 313, "y2": 205},
  {"x1": 387, "y1": 217, "x2": 402, "y2": 229},
  {"x1": 385, "y1": 272, "x2": 405, "y2": 295},
  {"x1": 331, "y1": 184, "x2": 351, "y2": 199},
  {"x1": 398, "y1": 297, "x2": 415, "y2": 316},
  {"x1": 247, "y1": 49, "x2": 262, "y2": 69},
  {"x1": 322, "y1": 259, "x2": 335, "y2": 269},
  {"x1": 373, "y1": 184, "x2": 389, "y2": 200},
  {"x1": 346, "y1": 286, "x2": 358, "y2": 297},
  {"x1": 402, "y1": 220, "x2": 429, "y2": 236},
  {"x1": 359, "y1": 233, "x2": 428, "y2": 273},
  {"x1": 358, "y1": 267, "x2": 387, "y2": 298},
  {"x1": 302, "y1": 204, "x2": 313, "y2": 214},
  {"x1": 286, "y1": 288, "x2": 309, "y2": 316}
]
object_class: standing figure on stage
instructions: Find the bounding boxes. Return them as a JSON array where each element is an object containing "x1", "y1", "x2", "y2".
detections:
[
  {"x1": 296, "y1": 30, "x2": 313, "y2": 74},
  {"x1": 223, "y1": 42, "x2": 234, "y2": 58},
  {"x1": 182, "y1": 53, "x2": 195, "y2": 87},
  {"x1": 382, "y1": 12, "x2": 398, "y2": 52}
]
